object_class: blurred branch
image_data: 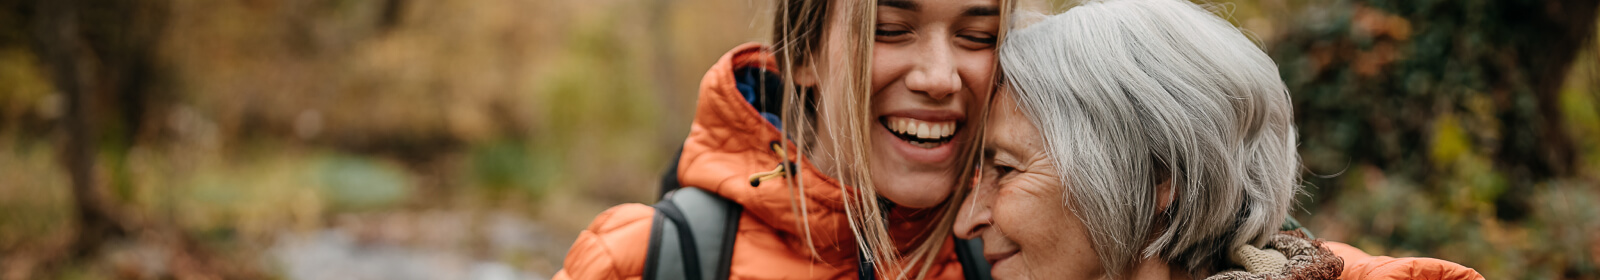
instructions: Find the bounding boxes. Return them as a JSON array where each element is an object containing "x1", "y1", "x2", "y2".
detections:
[
  {"x1": 1521, "y1": 0, "x2": 1599, "y2": 177},
  {"x1": 28, "y1": 0, "x2": 132, "y2": 260}
]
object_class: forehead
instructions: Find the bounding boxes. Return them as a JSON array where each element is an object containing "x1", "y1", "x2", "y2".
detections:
[{"x1": 984, "y1": 90, "x2": 1040, "y2": 151}]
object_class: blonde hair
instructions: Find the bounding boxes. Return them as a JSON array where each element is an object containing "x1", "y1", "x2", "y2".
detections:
[
  {"x1": 998, "y1": 0, "x2": 1299, "y2": 277},
  {"x1": 770, "y1": 0, "x2": 1015, "y2": 279}
]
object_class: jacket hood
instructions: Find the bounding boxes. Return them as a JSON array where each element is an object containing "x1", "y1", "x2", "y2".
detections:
[{"x1": 676, "y1": 43, "x2": 866, "y2": 264}]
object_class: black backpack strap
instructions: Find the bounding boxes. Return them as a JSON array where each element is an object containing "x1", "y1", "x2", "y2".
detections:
[
  {"x1": 954, "y1": 238, "x2": 992, "y2": 280},
  {"x1": 644, "y1": 187, "x2": 742, "y2": 280},
  {"x1": 643, "y1": 208, "x2": 668, "y2": 279},
  {"x1": 858, "y1": 249, "x2": 876, "y2": 280},
  {"x1": 649, "y1": 199, "x2": 703, "y2": 280}
]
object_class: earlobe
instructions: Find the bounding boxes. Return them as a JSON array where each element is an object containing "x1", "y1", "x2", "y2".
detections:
[{"x1": 792, "y1": 63, "x2": 819, "y2": 87}]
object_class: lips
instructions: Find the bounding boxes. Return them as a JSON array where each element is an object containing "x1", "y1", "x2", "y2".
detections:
[
  {"x1": 875, "y1": 110, "x2": 965, "y2": 164},
  {"x1": 984, "y1": 250, "x2": 1017, "y2": 266}
]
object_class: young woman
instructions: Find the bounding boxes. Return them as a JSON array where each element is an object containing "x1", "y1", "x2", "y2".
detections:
[
  {"x1": 954, "y1": 0, "x2": 1482, "y2": 279},
  {"x1": 557, "y1": 0, "x2": 1014, "y2": 279}
]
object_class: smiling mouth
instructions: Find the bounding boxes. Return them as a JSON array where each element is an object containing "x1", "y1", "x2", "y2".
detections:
[
  {"x1": 880, "y1": 116, "x2": 960, "y2": 149},
  {"x1": 985, "y1": 251, "x2": 1017, "y2": 266}
]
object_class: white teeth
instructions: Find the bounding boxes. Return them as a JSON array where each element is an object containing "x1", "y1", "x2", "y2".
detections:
[{"x1": 885, "y1": 116, "x2": 957, "y2": 140}]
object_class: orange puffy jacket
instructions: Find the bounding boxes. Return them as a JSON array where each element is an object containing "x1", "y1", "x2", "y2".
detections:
[
  {"x1": 554, "y1": 43, "x2": 971, "y2": 279},
  {"x1": 1324, "y1": 242, "x2": 1485, "y2": 280}
]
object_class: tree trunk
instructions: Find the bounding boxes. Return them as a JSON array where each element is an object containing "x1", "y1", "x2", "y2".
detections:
[{"x1": 28, "y1": 0, "x2": 130, "y2": 259}]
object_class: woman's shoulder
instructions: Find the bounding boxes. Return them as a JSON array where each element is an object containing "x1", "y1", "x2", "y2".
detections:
[
  {"x1": 1322, "y1": 241, "x2": 1485, "y2": 280},
  {"x1": 554, "y1": 203, "x2": 655, "y2": 280}
]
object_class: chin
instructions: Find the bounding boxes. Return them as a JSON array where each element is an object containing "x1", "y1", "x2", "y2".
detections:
[
  {"x1": 875, "y1": 172, "x2": 955, "y2": 208},
  {"x1": 990, "y1": 269, "x2": 1020, "y2": 280}
]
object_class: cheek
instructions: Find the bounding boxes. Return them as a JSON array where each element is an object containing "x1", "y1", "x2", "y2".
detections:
[
  {"x1": 996, "y1": 177, "x2": 1102, "y2": 278},
  {"x1": 993, "y1": 183, "x2": 1066, "y2": 248},
  {"x1": 871, "y1": 46, "x2": 911, "y2": 95},
  {"x1": 957, "y1": 50, "x2": 996, "y2": 99}
]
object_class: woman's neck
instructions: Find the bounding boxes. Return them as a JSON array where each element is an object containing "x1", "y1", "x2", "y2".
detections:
[
  {"x1": 1128, "y1": 256, "x2": 1193, "y2": 280},
  {"x1": 883, "y1": 201, "x2": 942, "y2": 253}
]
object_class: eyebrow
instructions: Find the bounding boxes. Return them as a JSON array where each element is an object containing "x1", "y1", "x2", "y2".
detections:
[
  {"x1": 879, "y1": 0, "x2": 919, "y2": 11},
  {"x1": 964, "y1": 6, "x2": 1000, "y2": 17},
  {"x1": 878, "y1": 1, "x2": 999, "y2": 17}
]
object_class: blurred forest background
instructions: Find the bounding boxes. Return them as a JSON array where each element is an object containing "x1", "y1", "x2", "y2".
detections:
[{"x1": 0, "y1": 0, "x2": 1595, "y2": 279}]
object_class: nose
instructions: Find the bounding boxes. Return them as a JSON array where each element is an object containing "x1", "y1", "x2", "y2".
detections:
[
  {"x1": 953, "y1": 173, "x2": 993, "y2": 239},
  {"x1": 903, "y1": 40, "x2": 962, "y2": 100}
]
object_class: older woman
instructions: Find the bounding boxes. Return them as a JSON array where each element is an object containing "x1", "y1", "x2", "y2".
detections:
[{"x1": 953, "y1": 0, "x2": 1483, "y2": 279}]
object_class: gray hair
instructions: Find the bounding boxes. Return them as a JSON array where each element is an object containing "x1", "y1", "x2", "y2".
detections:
[{"x1": 998, "y1": 0, "x2": 1299, "y2": 277}]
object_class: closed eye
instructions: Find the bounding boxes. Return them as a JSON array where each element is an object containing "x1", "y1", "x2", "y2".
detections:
[
  {"x1": 990, "y1": 164, "x2": 1016, "y2": 179},
  {"x1": 960, "y1": 34, "x2": 995, "y2": 45},
  {"x1": 876, "y1": 24, "x2": 912, "y2": 43},
  {"x1": 956, "y1": 31, "x2": 996, "y2": 49}
]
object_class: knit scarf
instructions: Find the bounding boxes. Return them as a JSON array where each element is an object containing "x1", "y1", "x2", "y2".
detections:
[{"x1": 1203, "y1": 231, "x2": 1344, "y2": 280}]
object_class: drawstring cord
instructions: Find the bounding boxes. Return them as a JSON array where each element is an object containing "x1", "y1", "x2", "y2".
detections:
[{"x1": 748, "y1": 142, "x2": 788, "y2": 186}]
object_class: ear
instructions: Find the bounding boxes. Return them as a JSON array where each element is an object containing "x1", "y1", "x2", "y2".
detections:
[
  {"x1": 792, "y1": 62, "x2": 819, "y2": 87},
  {"x1": 1155, "y1": 177, "x2": 1175, "y2": 214}
]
